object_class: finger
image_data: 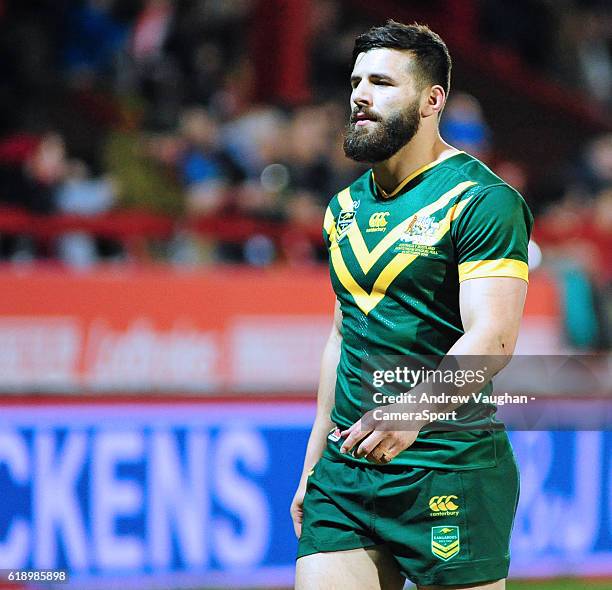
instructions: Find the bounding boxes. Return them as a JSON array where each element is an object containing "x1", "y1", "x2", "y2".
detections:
[
  {"x1": 340, "y1": 410, "x2": 378, "y2": 438},
  {"x1": 355, "y1": 430, "x2": 385, "y2": 459},
  {"x1": 340, "y1": 422, "x2": 372, "y2": 454},
  {"x1": 383, "y1": 442, "x2": 402, "y2": 457},
  {"x1": 385, "y1": 431, "x2": 418, "y2": 455},
  {"x1": 370, "y1": 432, "x2": 417, "y2": 463},
  {"x1": 374, "y1": 445, "x2": 393, "y2": 465},
  {"x1": 291, "y1": 509, "x2": 302, "y2": 538},
  {"x1": 340, "y1": 422, "x2": 356, "y2": 438},
  {"x1": 340, "y1": 415, "x2": 373, "y2": 438},
  {"x1": 339, "y1": 419, "x2": 360, "y2": 449},
  {"x1": 340, "y1": 428, "x2": 371, "y2": 454},
  {"x1": 367, "y1": 445, "x2": 394, "y2": 464}
]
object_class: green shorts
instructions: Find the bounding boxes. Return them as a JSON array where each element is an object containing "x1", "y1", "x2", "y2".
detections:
[{"x1": 297, "y1": 442, "x2": 520, "y2": 586}]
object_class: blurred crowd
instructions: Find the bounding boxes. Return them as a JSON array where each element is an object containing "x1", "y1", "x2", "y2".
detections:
[
  {"x1": 0, "y1": 0, "x2": 609, "y2": 294},
  {"x1": 0, "y1": 0, "x2": 368, "y2": 266},
  {"x1": 480, "y1": 0, "x2": 611, "y2": 105}
]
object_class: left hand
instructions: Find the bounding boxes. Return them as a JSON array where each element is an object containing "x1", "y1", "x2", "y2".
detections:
[{"x1": 339, "y1": 406, "x2": 421, "y2": 464}]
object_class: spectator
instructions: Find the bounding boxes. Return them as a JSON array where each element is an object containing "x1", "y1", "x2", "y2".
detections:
[
  {"x1": 221, "y1": 107, "x2": 286, "y2": 179},
  {"x1": 178, "y1": 106, "x2": 243, "y2": 216},
  {"x1": 63, "y1": 0, "x2": 130, "y2": 81},
  {"x1": 9, "y1": 132, "x2": 67, "y2": 214},
  {"x1": 56, "y1": 159, "x2": 116, "y2": 215},
  {"x1": 441, "y1": 93, "x2": 491, "y2": 162},
  {"x1": 103, "y1": 130, "x2": 183, "y2": 215},
  {"x1": 54, "y1": 157, "x2": 120, "y2": 268},
  {"x1": 556, "y1": 4, "x2": 612, "y2": 105},
  {"x1": 578, "y1": 133, "x2": 612, "y2": 196}
]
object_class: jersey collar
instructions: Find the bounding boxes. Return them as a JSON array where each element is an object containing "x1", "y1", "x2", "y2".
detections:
[{"x1": 372, "y1": 150, "x2": 465, "y2": 199}]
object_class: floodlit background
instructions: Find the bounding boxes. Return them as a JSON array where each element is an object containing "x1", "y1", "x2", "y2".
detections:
[{"x1": 0, "y1": 1, "x2": 610, "y2": 589}]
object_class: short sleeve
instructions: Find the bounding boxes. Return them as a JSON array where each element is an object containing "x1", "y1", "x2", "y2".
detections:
[{"x1": 452, "y1": 185, "x2": 533, "y2": 283}]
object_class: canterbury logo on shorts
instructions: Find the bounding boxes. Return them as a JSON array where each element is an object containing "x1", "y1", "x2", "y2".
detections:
[{"x1": 429, "y1": 495, "x2": 460, "y2": 516}]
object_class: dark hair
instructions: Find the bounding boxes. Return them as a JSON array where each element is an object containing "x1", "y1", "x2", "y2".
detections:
[{"x1": 352, "y1": 21, "x2": 452, "y2": 96}]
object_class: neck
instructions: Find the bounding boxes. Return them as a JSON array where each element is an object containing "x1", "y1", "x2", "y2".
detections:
[{"x1": 372, "y1": 129, "x2": 458, "y2": 197}]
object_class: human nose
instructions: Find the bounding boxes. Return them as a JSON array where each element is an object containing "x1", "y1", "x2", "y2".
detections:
[{"x1": 352, "y1": 80, "x2": 372, "y2": 109}]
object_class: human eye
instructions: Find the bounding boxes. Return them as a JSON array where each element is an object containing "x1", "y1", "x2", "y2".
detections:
[{"x1": 372, "y1": 77, "x2": 393, "y2": 86}]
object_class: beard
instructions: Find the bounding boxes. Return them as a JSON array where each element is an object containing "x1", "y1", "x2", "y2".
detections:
[{"x1": 343, "y1": 101, "x2": 421, "y2": 163}]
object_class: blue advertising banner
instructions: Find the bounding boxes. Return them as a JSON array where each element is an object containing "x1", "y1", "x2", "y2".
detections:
[
  {"x1": 0, "y1": 401, "x2": 610, "y2": 587},
  {"x1": 508, "y1": 430, "x2": 612, "y2": 577}
]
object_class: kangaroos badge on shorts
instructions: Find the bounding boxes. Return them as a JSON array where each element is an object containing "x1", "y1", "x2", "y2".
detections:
[{"x1": 431, "y1": 526, "x2": 460, "y2": 561}]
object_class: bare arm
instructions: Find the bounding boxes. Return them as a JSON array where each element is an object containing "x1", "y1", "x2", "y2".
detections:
[
  {"x1": 341, "y1": 276, "x2": 528, "y2": 460},
  {"x1": 290, "y1": 299, "x2": 343, "y2": 536},
  {"x1": 299, "y1": 298, "x2": 343, "y2": 477},
  {"x1": 448, "y1": 275, "x2": 527, "y2": 361}
]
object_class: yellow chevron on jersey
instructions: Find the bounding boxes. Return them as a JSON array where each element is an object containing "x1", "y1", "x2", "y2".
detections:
[
  {"x1": 332, "y1": 180, "x2": 476, "y2": 275},
  {"x1": 329, "y1": 189, "x2": 475, "y2": 315}
]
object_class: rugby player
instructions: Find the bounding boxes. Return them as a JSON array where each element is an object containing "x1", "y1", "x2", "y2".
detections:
[{"x1": 291, "y1": 21, "x2": 533, "y2": 590}]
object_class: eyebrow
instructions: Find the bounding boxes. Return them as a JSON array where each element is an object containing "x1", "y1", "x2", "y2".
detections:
[{"x1": 350, "y1": 73, "x2": 397, "y2": 85}]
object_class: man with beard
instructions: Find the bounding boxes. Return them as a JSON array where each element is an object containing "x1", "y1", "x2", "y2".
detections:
[{"x1": 290, "y1": 21, "x2": 532, "y2": 590}]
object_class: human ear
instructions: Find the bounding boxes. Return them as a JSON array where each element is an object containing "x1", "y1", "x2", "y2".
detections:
[{"x1": 421, "y1": 85, "x2": 446, "y2": 118}]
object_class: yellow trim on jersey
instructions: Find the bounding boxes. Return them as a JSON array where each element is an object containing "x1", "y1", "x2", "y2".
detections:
[
  {"x1": 330, "y1": 196, "x2": 474, "y2": 315},
  {"x1": 333, "y1": 181, "x2": 476, "y2": 274},
  {"x1": 323, "y1": 206, "x2": 334, "y2": 233},
  {"x1": 458, "y1": 259, "x2": 529, "y2": 283},
  {"x1": 337, "y1": 187, "x2": 353, "y2": 210},
  {"x1": 323, "y1": 206, "x2": 335, "y2": 237},
  {"x1": 373, "y1": 151, "x2": 465, "y2": 198}
]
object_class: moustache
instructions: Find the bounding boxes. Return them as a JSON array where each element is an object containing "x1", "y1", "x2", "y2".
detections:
[{"x1": 350, "y1": 109, "x2": 381, "y2": 124}]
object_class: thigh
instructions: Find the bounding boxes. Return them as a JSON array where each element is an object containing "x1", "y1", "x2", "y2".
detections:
[
  {"x1": 298, "y1": 456, "x2": 381, "y2": 558},
  {"x1": 295, "y1": 546, "x2": 405, "y2": 590},
  {"x1": 418, "y1": 578, "x2": 505, "y2": 590}
]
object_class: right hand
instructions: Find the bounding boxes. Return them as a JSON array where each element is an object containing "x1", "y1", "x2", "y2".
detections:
[{"x1": 290, "y1": 478, "x2": 308, "y2": 538}]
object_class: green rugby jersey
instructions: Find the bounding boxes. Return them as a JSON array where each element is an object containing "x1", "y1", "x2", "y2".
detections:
[{"x1": 322, "y1": 151, "x2": 533, "y2": 469}]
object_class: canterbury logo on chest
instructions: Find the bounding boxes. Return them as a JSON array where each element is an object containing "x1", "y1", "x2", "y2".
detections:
[
  {"x1": 366, "y1": 211, "x2": 390, "y2": 232},
  {"x1": 324, "y1": 181, "x2": 477, "y2": 315}
]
